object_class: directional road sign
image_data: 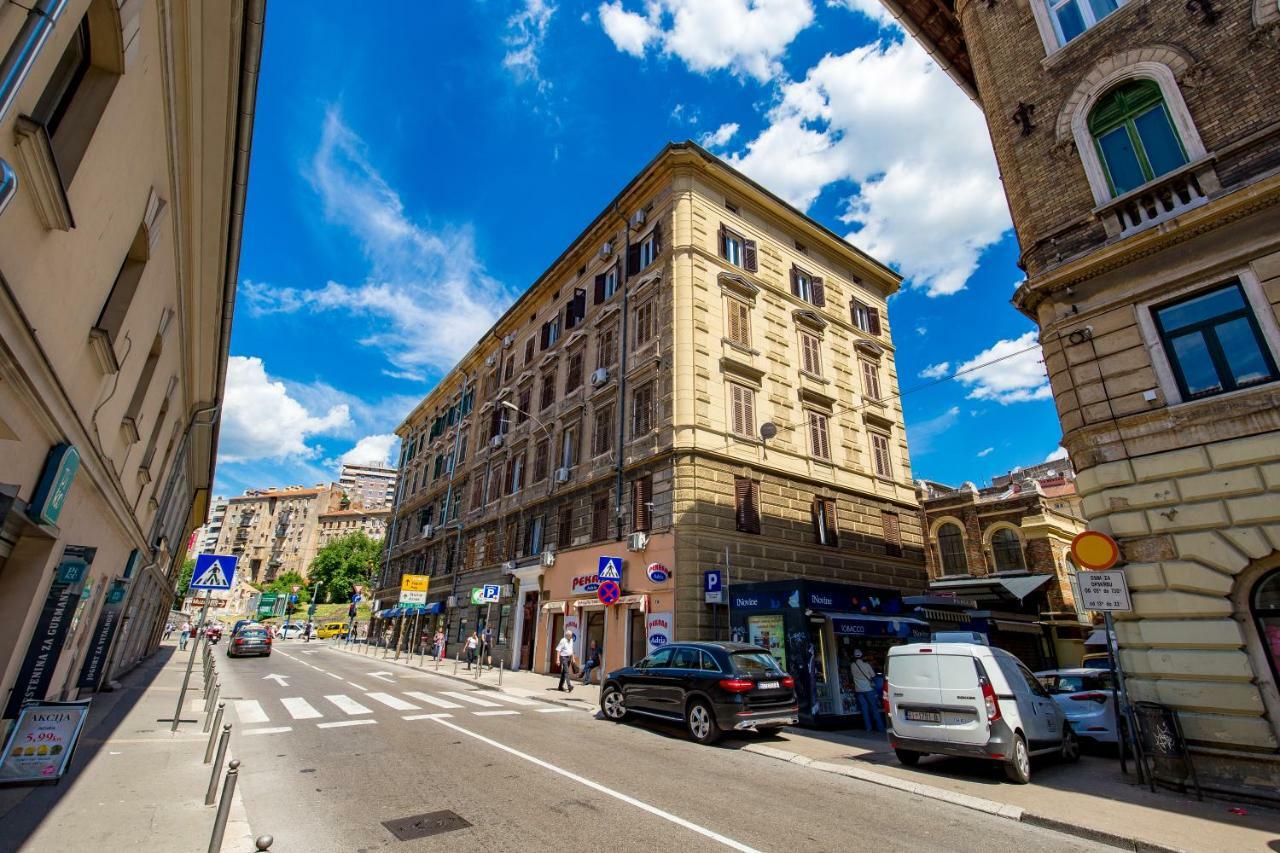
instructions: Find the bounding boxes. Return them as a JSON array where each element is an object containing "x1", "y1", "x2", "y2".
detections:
[
  {"x1": 597, "y1": 556, "x2": 622, "y2": 582},
  {"x1": 190, "y1": 554, "x2": 237, "y2": 591}
]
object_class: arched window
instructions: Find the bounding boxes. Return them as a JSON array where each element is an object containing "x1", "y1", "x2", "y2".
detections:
[
  {"x1": 937, "y1": 523, "x2": 967, "y2": 575},
  {"x1": 1252, "y1": 570, "x2": 1280, "y2": 687},
  {"x1": 1088, "y1": 79, "x2": 1187, "y2": 197},
  {"x1": 991, "y1": 528, "x2": 1026, "y2": 571}
]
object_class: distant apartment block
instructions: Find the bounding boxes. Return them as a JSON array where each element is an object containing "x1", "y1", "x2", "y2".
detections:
[
  {"x1": 339, "y1": 463, "x2": 397, "y2": 510},
  {"x1": 213, "y1": 485, "x2": 343, "y2": 584}
]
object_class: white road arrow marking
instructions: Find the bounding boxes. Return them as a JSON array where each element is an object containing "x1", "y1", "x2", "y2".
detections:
[
  {"x1": 366, "y1": 671, "x2": 395, "y2": 682},
  {"x1": 262, "y1": 673, "x2": 291, "y2": 687}
]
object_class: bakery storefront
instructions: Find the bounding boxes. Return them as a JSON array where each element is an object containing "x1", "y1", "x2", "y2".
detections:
[
  {"x1": 729, "y1": 579, "x2": 928, "y2": 728},
  {"x1": 533, "y1": 534, "x2": 676, "y2": 677}
]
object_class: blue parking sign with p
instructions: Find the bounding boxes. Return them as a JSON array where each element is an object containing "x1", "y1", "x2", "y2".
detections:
[
  {"x1": 705, "y1": 570, "x2": 722, "y2": 592},
  {"x1": 190, "y1": 554, "x2": 237, "y2": 591}
]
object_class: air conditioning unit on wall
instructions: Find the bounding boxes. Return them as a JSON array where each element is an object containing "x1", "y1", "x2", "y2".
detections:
[
  {"x1": 489, "y1": 435, "x2": 505, "y2": 449},
  {"x1": 502, "y1": 560, "x2": 517, "y2": 571},
  {"x1": 627, "y1": 532, "x2": 648, "y2": 551},
  {"x1": 554, "y1": 467, "x2": 571, "y2": 483},
  {"x1": 631, "y1": 210, "x2": 646, "y2": 227},
  {"x1": 502, "y1": 334, "x2": 515, "y2": 348},
  {"x1": 484, "y1": 354, "x2": 496, "y2": 367},
  {"x1": 599, "y1": 241, "x2": 613, "y2": 258},
  {"x1": 421, "y1": 524, "x2": 434, "y2": 539},
  {"x1": 541, "y1": 549, "x2": 556, "y2": 567},
  {"x1": 590, "y1": 367, "x2": 609, "y2": 387}
]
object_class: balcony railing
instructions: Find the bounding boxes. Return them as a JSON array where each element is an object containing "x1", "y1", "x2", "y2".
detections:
[{"x1": 1094, "y1": 157, "x2": 1220, "y2": 239}]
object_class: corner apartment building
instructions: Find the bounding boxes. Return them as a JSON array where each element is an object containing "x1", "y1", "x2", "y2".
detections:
[
  {"x1": 214, "y1": 485, "x2": 341, "y2": 585},
  {"x1": 339, "y1": 462, "x2": 397, "y2": 510},
  {"x1": 879, "y1": 0, "x2": 1280, "y2": 795},
  {"x1": 376, "y1": 142, "x2": 926, "y2": 684},
  {"x1": 317, "y1": 505, "x2": 389, "y2": 548},
  {"x1": 0, "y1": 0, "x2": 261, "y2": 712}
]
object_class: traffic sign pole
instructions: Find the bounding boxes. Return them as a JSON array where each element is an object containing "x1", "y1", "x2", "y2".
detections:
[{"x1": 169, "y1": 588, "x2": 211, "y2": 732}]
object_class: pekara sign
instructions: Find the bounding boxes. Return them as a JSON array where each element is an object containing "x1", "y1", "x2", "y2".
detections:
[
  {"x1": 0, "y1": 700, "x2": 91, "y2": 785},
  {"x1": 570, "y1": 574, "x2": 599, "y2": 595},
  {"x1": 645, "y1": 611, "x2": 672, "y2": 655}
]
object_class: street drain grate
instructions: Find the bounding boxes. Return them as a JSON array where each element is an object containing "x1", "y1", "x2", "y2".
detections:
[{"x1": 382, "y1": 810, "x2": 471, "y2": 841}]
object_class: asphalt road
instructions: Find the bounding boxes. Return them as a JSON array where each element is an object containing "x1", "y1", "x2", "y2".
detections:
[{"x1": 214, "y1": 640, "x2": 1113, "y2": 853}]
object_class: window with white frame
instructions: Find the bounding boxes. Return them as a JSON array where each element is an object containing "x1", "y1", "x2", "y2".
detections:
[
  {"x1": 1088, "y1": 79, "x2": 1187, "y2": 198},
  {"x1": 1045, "y1": 0, "x2": 1125, "y2": 46}
]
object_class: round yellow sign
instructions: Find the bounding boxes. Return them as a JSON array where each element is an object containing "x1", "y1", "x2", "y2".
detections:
[{"x1": 1071, "y1": 530, "x2": 1120, "y2": 570}]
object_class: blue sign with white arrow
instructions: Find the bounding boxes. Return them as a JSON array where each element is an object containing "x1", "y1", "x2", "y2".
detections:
[
  {"x1": 190, "y1": 554, "x2": 237, "y2": 591},
  {"x1": 597, "y1": 556, "x2": 622, "y2": 582}
]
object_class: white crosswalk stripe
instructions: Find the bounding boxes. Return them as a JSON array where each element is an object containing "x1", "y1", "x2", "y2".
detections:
[
  {"x1": 483, "y1": 693, "x2": 542, "y2": 707},
  {"x1": 440, "y1": 691, "x2": 501, "y2": 708},
  {"x1": 404, "y1": 691, "x2": 463, "y2": 709},
  {"x1": 325, "y1": 694, "x2": 372, "y2": 715},
  {"x1": 235, "y1": 700, "x2": 269, "y2": 724},
  {"x1": 365, "y1": 692, "x2": 419, "y2": 711},
  {"x1": 281, "y1": 697, "x2": 322, "y2": 720},
  {"x1": 317, "y1": 719, "x2": 376, "y2": 729},
  {"x1": 473, "y1": 710, "x2": 520, "y2": 717},
  {"x1": 245, "y1": 726, "x2": 292, "y2": 735}
]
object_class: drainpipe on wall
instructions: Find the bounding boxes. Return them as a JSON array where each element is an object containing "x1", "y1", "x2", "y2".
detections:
[
  {"x1": 0, "y1": 0, "x2": 68, "y2": 217},
  {"x1": 613, "y1": 206, "x2": 632, "y2": 541}
]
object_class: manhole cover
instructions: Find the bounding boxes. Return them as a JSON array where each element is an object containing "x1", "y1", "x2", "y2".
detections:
[{"x1": 382, "y1": 810, "x2": 471, "y2": 841}]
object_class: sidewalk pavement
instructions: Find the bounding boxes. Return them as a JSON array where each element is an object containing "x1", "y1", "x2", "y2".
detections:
[
  {"x1": 334, "y1": 639, "x2": 1280, "y2": 853},
  {"x1": 0, "y1": 639, "x2": 257, "y2": 853}
]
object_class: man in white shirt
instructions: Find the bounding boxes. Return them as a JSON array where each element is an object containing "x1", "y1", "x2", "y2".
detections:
[
  {"x1": 555, "y1": 631, "x2": 575, "y2": 693},
  {"x1": 850, "y1": 649, "x2": 884, "y2": 732}
]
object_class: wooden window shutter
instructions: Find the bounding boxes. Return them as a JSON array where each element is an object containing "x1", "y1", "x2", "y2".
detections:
[
  {"x1": 592, "y1": 494, "x2": 609, "y2": 541},
  {"x1": 734, "y1": 476, "x2": 760, "y2": 534},
  {"x1": 727, "y1": 300, "x2": 741, "y2": 343},
  {"x1": 867, "y1": 306, "x2": 882, "y2": 335},
  {"x1": 790, "y1": 266, "x2": 801, "y2": 297},
  {"x1": 882, "y1": 511, "x2": 902, "y2": 557},
  {"x1": 743, "y1": 239, "x2": 758, "y2": 273},
  {"x1": 595, "y1": 273, "x2": 607, "y2": 304},
  {"x1": 652, "y1": 221, "x2": 662, "y2": 254},
  {"x1": 626, "y1": 241, "x2": 641, "y2": 278},
  {"x1": 811, "y1": 276, "x2": 825, "y2": 307},
  {"x1": 824, "y1": 498, "x2": 838, "y2": 546},
  {"x1": 632, "y1": 476, "x2": 652, "y2": 532},
  {"x1": 743, "y1": 385, "x2": 754, "y2": 434},
  {"x1": 718, "y1": 224, "x2": 728, "y2": 259},
  {"x1": 540, "y1": 322, "x2": 551, "y2": 350}
]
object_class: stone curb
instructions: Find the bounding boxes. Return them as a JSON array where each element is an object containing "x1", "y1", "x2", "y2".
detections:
[{"x1": 739, "y1": 743, "x2": 1186, "y2": 853}]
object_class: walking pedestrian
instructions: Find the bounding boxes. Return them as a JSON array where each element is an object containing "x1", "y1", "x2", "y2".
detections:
[
  {"x1": 482, "y1": 625, "x2": 495, "y2": 670},
  {"x1": 178, "y1": 621, "x2": 190, "y2": 650},
  {"x1": 433, "y1": 628, "x2": 446, "y2": 661},
  {"x1": 163, "y1": 621, "x2": 174, "y2": 640},
  {"x1": 556, "y1": 631, "x2": 575, "y2": 693},
  {"x1": 850, "y1": 650, "x2": 884, "y2": 732},
  {"x1": 580, "y1": 640, "x2": 601, "y2": 686},
  {"x1": 464, "y1": 630, "x2": 479, "y2": 670}
]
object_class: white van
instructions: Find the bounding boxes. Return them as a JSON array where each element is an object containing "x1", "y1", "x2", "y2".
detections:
[{"x1": 884, "y1": 642, "x2": 1079, "y2": 783}]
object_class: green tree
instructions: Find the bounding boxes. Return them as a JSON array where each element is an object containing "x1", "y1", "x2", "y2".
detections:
[
  {"x1": 173, "y1": 557, "x2": 195, "y2": 607},
  {"x1": 307, "y1": 532, "x2": 381, "y2": 604},
  {"x1": 261, "y1": 570, "x2": 310, "y2": 603}
]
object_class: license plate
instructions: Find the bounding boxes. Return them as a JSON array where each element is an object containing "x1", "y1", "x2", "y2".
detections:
[
  {"x1": 757, "y1": 681, "x2": 780, "y2": 690},
  {"x1": 905, "y1": 709, "x2": 941, "y2": 723}
]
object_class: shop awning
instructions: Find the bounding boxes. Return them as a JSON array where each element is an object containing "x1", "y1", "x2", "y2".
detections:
[
  {"x1": 928, "y1": 573, "x2": 1053, "y2": 605},
  {"x1": 987, "y1": 618, "x2": 1043, "y2": 635},
  {"x1": 916, "y1": 607, "x2": 971, "y2": 623},
  {"x1": 822, "y1": 612, "x2": 931, "y2": 639},
  {"x1": 1084, "y1": 627, "x2": 1115, "y2": 646},
  {"x1": 541, "y1": 600, "x2": 567, "y2": 613}
]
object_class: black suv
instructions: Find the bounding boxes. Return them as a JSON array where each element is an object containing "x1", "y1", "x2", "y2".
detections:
[{"x1": 599, "y1": 642, "x2": 798, "y2": 744}]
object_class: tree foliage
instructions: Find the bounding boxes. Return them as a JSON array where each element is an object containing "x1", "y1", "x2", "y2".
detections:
[
  {"x1": 260, "y1": 571, "x2": 311, "y2": 605},
  {"x1": 174, "y1": 557, "x2": 195, "y2": 607},
  {"x1": 307, "y1": 532, "x2": 381, "y2": 604}
]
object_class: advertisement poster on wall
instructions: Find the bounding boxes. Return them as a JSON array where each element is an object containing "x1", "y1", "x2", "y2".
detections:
[
  {"x1": 564, "y1": 613, "x2": 581, "y2": 656},
  {"x1": 645, "y1": 612, "x2": 672, "y2": 655},
  {"x1": 747, "y1": 614, "x2": 786, "y2": 670}
]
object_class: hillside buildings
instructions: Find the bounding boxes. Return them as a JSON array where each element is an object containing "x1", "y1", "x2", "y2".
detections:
[
  {"x1": 339, "y1": 462, "x2": 397, "y2": 510},
  {"x1": 0, "y1": 0, "x2": 261, "y2": 710},
  {"x1": 881, "y1": 0, "x2": 1280, "y2": 796},
  {"x1": 317, "y1": 505, "x2": 389, "y2": 548},
  {"x1": 376, "y1": 142, "x2": 927, "y2": 710},
  {"x1": 213, "y1": 485, "x2": 343, "y2": 585}
]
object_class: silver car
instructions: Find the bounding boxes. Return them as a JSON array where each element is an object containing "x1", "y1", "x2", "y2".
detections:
[{"x1": 1035, "y1": 668, "x2": 1117, "y2": 745}]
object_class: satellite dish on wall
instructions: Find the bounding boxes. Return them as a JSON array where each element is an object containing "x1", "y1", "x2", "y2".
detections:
[{"x1": 759, "y1": 422, "x2": 778, "y2": 441}]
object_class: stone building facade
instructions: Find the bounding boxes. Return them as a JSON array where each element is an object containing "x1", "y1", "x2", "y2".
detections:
[
  {"x1": 317, "y1": 506, "x2": 389, "y2": 548},
  {"x1": 376, "y1": 142, "x2": 926, "y2": 676},
  {"x1": 214, "y1": 486, "x2": 343, "y2": 585},
  {"x1": 882, "y1": 0, "x2": 1280, "y2": 796},
  {"x1": 0, "y1": 0, "x2": 260, "y2": 709},
  {"x1": 338, "y1": 462, "x2": 397, "y2": 510}
]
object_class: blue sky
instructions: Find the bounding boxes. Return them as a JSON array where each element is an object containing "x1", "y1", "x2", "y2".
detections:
[{"x1": 215, "y1": 0, "x2": 1067, "y2": 499}]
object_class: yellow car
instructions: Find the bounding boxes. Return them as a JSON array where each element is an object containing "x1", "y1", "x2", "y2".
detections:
[{"x1": 315, "y1": 621, "x2": 348, "y2": 639}]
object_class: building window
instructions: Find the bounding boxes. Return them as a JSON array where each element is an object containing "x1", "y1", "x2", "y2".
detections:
[
  {"x1": 628, "y1": 223, "x2": 662, "y2": 275},
  {"x1": 639, "y1": 231, "x2": 658, "y2": 268},
  {"x1": 813, "y1": 497, "x2": 838, "y2": 547},
  {"x1": 807, "y1": 410, "x2": 831, "y2": 460},
  {"x1": 728, "y1": 383, "x2": 755, "y2": 437},
  {"x1": 718, "y1": 224, "x2": 757, "y2": 273},
  {"x1": 800, "y1": 332, "x2": 823, "y2": 376},
  {"x1": 1153, "y1": 281, "x2": 1278, "y2": 401},
  {"x1": 870, "y1": 433, "x2": 892, "y2": 478},
  {"x1": 557, "y1": 503, "x2": 573, "y2": 548},
  {"x1": 595, "y1": 265, "x2": 619, "y2": 304},
  {"x1": 504, "y1": 356, "x2": 514, "y2": 382},
  {"x1": 540, "y1": 371, "x2": 556, "y2": 411},
  {"x1": 861, "y1": 360, "x2": 882, "y2": 401},
  {"x1": 1088, "y1": 79, "x2": 1187, "y2": 198},
  {"x1": 1250, "y1": 570, "x2": 1280, "y2": 691},
  {"x1": 566, "y1": 349, "x2": 583, "y2": 393},
  {"x1": 791, "y1": 266, "x2": 825, "y2": 307},
  {"x1": 533, "y1": 438, "x2": 550, "y2": 482},
  {"x1": 726, "y1": 298, "x2": 751, "y2": 347},
  {"x1": 470, "y1": 475, "x2": 485, "y2": 509},
  {"x1": 1046, "y1": 0, "x2": 1125, "y2": 46},
  {"x1": 634, "y1": 301, "x2": 655, "y2": 347},
  {"x1": 991, "y1": 528, "x2": 1026, "y2": 571},
  {"x1": 592, "y1": 402, "x2": 615, "y2": 456},
  {"x1": 597, "y1": 325, "x2": 617, "y2": 369},
  {"x1": 507, "y1": 450, "x2": 525, "y2": 494},
  {"x1": 541, "y1": 316, "x2": 562, "y2": 350},
  {"x1": 517, "y1": 385, "x2": 531, "y2": 423},
  {"x1": 525, "y1": 337, "x2": 535, "y2": 365},
  {"x1": 632, "y1": 382, "x2": 655, "y2": 436},
  {"x1": 937, "y1": 523, "x2": 968, "y2": 575},
  {"x1": 591, "y1": 493, "x2": 610, "y2": 541},
  {"x1": 560, "y1": 425, "x2": 577, "y2": 469},
  {"x1": 882, "y1": 511, "x2": 902, "y2": 558},
  {"x1": 734, "y1": 477, "x2": 760, "y2": 534},
  {"x1": 527, "y1": 514, "x2": 545, "y2": 555},
  {"x1": 851, "y1": 300, "x2": 882, "y2": 335},
  {"x1": 631, "y1": 475, "x2": 652, "y2": 533}
]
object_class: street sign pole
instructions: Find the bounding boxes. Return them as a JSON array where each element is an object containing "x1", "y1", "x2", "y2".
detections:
[{"x1": 168, "y1": 588, "x2": 210, "y2": 731}]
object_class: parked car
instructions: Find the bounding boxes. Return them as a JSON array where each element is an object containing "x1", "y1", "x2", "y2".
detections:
[
  {"x1": 315, "y1": 621, "x2": 348, "y2": 640},
  {"x1": 599, "y1": 642, "x2": 799, "y2": 745},
  {"x1": 1035, "y1": 668, "x2": 1117, "y2": 745},
  {"x1": 1080, "y1": 652, "x2": 1111, "y2": 670},
  {"x1": 227, "y1": 626, "x2": 272, "y2": 658},
  {"x1": 884, "y1": 642, "x2": 1080, "y2": 783},
  {"x1": 277, "y1": 621, "x2": 308, "y2": 639}
]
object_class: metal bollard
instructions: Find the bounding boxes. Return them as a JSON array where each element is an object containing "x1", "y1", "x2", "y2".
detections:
[
  {"x1": 453, "y1": 654, "x2": 459, "y2": 676},
  {"x1": 206, "y1": 759, "x2": 240, "y2": 852},
  {"x1": 204, "y1": 700, "x2": 225, "y2": 740},
  {"x1": 205, "y1": 680, "x2": 220, "y2": 714},
  {"x1": 205, "y1": 724, "x2": 231, "y2": 805},
  {"x1": 499, "y1": 660, "x2": 504, "y2": 687},
  {"x1": 254, "y1": 835, "x2": 274, "y2": 851}
]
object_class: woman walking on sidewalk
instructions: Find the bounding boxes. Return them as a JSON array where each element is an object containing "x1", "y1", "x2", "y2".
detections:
[
  {"x1": 178, "y1": 621, "x2": 191, "y2": 650},
  {"x1": 433, "y1": 628, "x2": 445, "y2": 661},
  {"x1": 464, "y1": 630, "x2": 479, "y2": 670}
]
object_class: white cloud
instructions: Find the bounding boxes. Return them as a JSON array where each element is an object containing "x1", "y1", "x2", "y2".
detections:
[
  {"x1": 977, "y1": 446, "x2": 994, "y2": 458},
  {"x1": 219, "y1": 356, "x2": 352, "y2": 463},
  {"x1": 699, "y1": 122, "x2": 740, "y2": 148},
  {"x1": 953, "y1": 330, "x2": 1051, "y2": 404},
  {"x1": 340, "y1": 434, "x2": 399, "y2": 468},
  {"x1": 598, "y1": 0, "x2": 815, "y2": 83},
  {"x1": 504, "y1": 0, "x2": 557, "y2": 91},
  {"x1": 382, "y1": 368, "x2": 426, "y2": 382},
  {"x1": 915, "y1": 325, "x2": 927, "y2": 336},
  {"x1": 726, "y1": 38, "x2": 1010, "y2": 296},
  {"x1": 906, "y1": 405, "x2": 959, "y2": 457},
  {"x1": 827, "y1": 0, "x2": 896, "y2": 26},
  {"x1": 918, "y1": 362, "x2": 950, "y2": 380},
  {"x1": 1045, "y1": 445, "x2": 1069, "y2": 463},
  {"x1": 671, "y1": 103, "x2": 699, "y2": 124},
  {"x1": 243, "y1": 108, "x2": 512, "y2": 374}
]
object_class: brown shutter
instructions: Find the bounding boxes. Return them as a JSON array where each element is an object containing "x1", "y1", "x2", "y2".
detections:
[
  {"x1": 808, "y1": 412, "x2": 820, "y2": 457},
  {"x1": 592, "y1": 494, "x2": 609, "y2": 541},
  {"x1": 743, "y1": 385, "x2": 754, "y2": 434},
  {"x1": 652, "y1": 221, "x2": 662, "y2": 254},
  {"x1": 718, "y1": 224, "x2": 728, "y2": 259},
  {"x1": 825, "y1": 497, "x2": 839, "y2": 546},
  {"x1": 564, "y1": 302, "x2": 575, "y2": 331},
  {"x1": 881, "y1": 511, "x2": 902, "y2": 557},
  {"x1": 811, "y1": 498, "x2": 822, "y2": 544},
  {"x1": 867, "y1": 306, "x2": 882, "y2": 336},
  {"x1": 594, "y1": 273, "x2": 606, "y2": 304},
  {"x1": 626, "y1": 242, "x2": 641, "y2": 277},
  {"x1": 811, "y1": 276, "x2": 825, "y2": 307},
  {"x1": 743, "y1": 240, "x2": 758, "y2": 272},
  {"x1": 632, "y1": 477, "x2": 652, "y2": 533},
  {"x1": 734, "y1": 477, "x2": 760, "y2": 534},
  {"x1": 558, "y1": 503, "x2": 573, "y2": 548},
  {"x1": 790, "y1": 266, "x2": 800, "y2": 297}
]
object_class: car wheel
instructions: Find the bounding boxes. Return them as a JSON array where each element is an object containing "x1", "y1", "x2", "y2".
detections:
[
  {"x1": 1004, "y1": 733, "x2": 1032, "y2": 784},
  {"x1": 686, "y1": 699, "x2": 721, "y2": 745},
  {"x1": 1061, "y1": 725, "x2": 1081, "y2": 763},
  {"x1": 894, "y1": 748, "x2": 922, "y2": 766},
  {"x1": 601, "y1": 685, "x2": 629, "y2": 722}
]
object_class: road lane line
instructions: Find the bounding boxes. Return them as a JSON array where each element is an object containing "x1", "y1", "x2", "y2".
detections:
[
  {"x1": 281, "y1": 697, "x2": 323, "y2": 720},
  {"x1": 235, "y1": 700, "x2": 269, "y2": 724},
  {"x1": 473, "y1": 710, "x2": 520, "y2": 717},
  {"x1": 317, "y1": 719, "x2": 377, "y2": 729},
  {"x1": 244, "y1": 726, "x2": 292, "y2": 736},
  {"x1": 326, "y1": 673, "x2": 344, "y2": 680},
  {"x1": 325, "y1": 694, "x2": 372, "y2": 715},
  {"x1": 440, "y1": 691, "x2": 502, "y2": 708},
  {"x1": 365, "y1": 692, "x2": 418, "y2": 711},
  {"x1": 428, "y1": 717, "x2": 761, "y2": 853},
  {"x1": 536, "y1": 707, "x2": 578, "y2": 713},
  {"x1": 403, "y1": 692, "x2": 463, "y2": 709},
  {"x1": 402, "y1": 713, "x2": 453, "y2": 721},
  {"x1": 346, "y1": 682, "x2": 368, "y2": 691}
]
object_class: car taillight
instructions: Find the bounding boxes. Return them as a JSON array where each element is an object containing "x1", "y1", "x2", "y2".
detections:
[
  {"x1": 882, "y1": 677, "x2": 890, "y2": 715},
  {"x1": 981, "y1": 677, "x2": 1002, "y2": 723},
  {"x1": 780, "y1": 675, "x2": 795, "y2": 689},
  {"x1": 234, "y1": 638, "x2": 244, "y2": 645},
  {"x1": 718, "y1": 678, "x2": 755, "y2": 693},
  {"x1": 1069, "y1": 692, "x2": 1108, "y2": 704}
]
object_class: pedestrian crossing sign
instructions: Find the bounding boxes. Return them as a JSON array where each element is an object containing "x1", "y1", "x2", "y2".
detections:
[
  {"x1": 597, "y1": 556, "x2": 622, "y2": 582},
  {"x1": 190, "y1": 554, "x2": 237, "y2": 591}
]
